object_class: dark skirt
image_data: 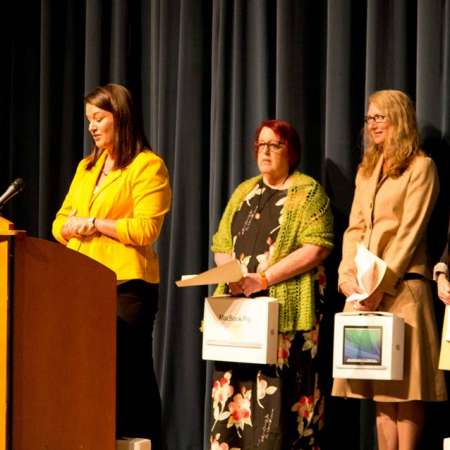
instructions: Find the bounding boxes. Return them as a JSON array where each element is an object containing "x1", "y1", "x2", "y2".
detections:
[{"x1": 208, "y1": 270, "x2": 327, "y2": 450}]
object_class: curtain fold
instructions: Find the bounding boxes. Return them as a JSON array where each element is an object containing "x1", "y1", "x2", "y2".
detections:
[
  {"x1": 3, "y1": 1, "x2": 450, "y2": 449},
  {"x1": 149, "y1": 2, "x2": 212, "y2": 448}
]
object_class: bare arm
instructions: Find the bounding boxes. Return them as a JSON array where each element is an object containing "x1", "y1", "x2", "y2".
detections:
[
  {"x1": 240, "y1": 244, "x2": 330, "y2": 297},
  {"x1": 265, "y1": 244, "x2": 330, "y2": 285}
]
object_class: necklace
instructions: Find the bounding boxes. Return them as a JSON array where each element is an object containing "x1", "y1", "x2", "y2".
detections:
[
  {"x1": 102, "y1": 157, "x2": 115, "y2": 177},
  {"x1": 236, "y1": 178, "x2": 289, "y2": 238},
  {"x1": 263, "y1": 174, "x2": 290, "y2": 190},
  {"x1": 255, "y1": 176, "x2": 289, "y2": 220}
]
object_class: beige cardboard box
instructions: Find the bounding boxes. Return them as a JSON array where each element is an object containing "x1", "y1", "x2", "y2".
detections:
[
  {"x1": 333, "y1": 312, "x2": 405, "y2": 380},
  {"x1": 116, "y1": 438, "x2": 151, "y2": 450},
  {"x1": 202, "y1": 296, "x2": 278, "y2": 364}
]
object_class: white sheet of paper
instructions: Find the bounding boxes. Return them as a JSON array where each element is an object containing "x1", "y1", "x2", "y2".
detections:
[
  {"x1": 176, "y1": 259, "x2": 245, "y2": 287},
  {"x1": 346, "y1": 243, "x2": 387, "y2": 302},
  {"x1": 446, "y1": 305, "x2": 450, "y2": 341}
]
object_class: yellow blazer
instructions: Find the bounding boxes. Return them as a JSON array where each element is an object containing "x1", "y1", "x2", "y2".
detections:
[
  {"x1": 52, "y1": 150, "x2": 171, "y2": 283},
  {"x1": 339, "y1": 154, "x2": 439, "y2": 295}
]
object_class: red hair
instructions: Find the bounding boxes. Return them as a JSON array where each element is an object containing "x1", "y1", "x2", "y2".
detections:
[{"x1": 254, "y1": 119, "x2": 301, "y2": 171}]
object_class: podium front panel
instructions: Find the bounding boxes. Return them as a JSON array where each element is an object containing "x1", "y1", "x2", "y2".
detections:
[{"x1": 11, "y1": 237, "x2": 116, "y2": 450}]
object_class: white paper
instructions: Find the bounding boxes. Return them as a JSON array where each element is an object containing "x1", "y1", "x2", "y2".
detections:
[
  {"x1": 446, "y1": 305, "x2": 450, "y2": 341},
  {"x1": 176, "y1": 259, "x2": 245, "y2": 287},
  {"x1": 346, "y1": 243, "x2": 387, "y2": 302}
]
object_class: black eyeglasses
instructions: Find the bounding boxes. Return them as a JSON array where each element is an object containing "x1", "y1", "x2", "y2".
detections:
[
  {"x1": 364, "y1": 114, "x2": 386, "y2": 124},
  {"x1": 255, "y1": 141, "x2": 286, "y2": 154}
]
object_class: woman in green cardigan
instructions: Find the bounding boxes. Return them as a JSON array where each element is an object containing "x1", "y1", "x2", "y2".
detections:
[{"x1": 209, "y1": 120, "x2": 334, "y2": 450}]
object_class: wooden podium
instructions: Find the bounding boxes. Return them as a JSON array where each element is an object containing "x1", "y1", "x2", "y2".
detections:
[{"x1": 0, "y1": 216, "x2": 117, "y2": 450}]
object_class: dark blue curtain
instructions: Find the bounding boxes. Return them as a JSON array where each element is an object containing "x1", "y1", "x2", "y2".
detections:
[{"x1": 2, "y1": 1, "x2": 450, "y2": 449}]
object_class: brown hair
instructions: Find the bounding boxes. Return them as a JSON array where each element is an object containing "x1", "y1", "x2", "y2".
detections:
[
  {"x1": 254, "y1": 119, "x2": 301, "y2": 172},
  {"x1": 84, "y1": 83, "x2": 151, "y2": 170},
  {"x1": 359, "y1": 90, "x2": 422, "y2": 178}
]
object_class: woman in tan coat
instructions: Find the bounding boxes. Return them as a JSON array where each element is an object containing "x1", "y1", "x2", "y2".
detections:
[{"x1": 332, "y1": 90, "x2": 447, "y2": 450}]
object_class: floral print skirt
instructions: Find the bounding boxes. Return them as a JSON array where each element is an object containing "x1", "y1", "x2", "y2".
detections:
[{"x1": 209, "y1": 324, "x2": 324, "y2": 450}]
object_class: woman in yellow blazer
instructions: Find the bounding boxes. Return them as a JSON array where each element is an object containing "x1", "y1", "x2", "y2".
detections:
[
  {"x1": 332, "y1": 90, "x2": 447, "y2": 450},
  {"x1": 52, "y1": 84, "x2": 171, "y2": 448}
]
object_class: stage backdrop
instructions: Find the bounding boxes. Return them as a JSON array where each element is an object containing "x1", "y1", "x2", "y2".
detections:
[{"x1": 1, "y1": 1, "x2": 449, "y2": 449}]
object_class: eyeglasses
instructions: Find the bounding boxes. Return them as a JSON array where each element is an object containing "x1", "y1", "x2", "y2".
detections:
[
  {"x1": 255, "y1": 141, "x2": 286, "y2": 154},
  {"x1": 364, "y1": 114, "x2": 386, "y2": 124}
]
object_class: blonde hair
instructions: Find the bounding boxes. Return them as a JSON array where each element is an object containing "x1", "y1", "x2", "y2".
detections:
[{"x1": 359, "y1": 90, "x2": 422, "y2": 178}]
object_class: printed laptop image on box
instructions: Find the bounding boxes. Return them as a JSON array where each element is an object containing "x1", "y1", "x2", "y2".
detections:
[{"x1": 343, "y1": 326, "x2": 382, "y2": 366}]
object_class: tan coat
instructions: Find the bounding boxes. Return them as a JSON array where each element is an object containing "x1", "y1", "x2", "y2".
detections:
[
  {"x1": 333, "y1": 153, "x2": 447, "y2": 401},
  {"x1": 339, "y1": 153, "x2": 438, "y2": 294}
]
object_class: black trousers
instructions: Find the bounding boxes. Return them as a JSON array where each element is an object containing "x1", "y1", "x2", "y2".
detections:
[{"x1": 116, "y1": 279, "x2": 161, "y2": 449}]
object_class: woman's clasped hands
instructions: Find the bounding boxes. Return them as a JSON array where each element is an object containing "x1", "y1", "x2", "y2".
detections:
[
  {"x1": 340, "y1": 279, "x2": 383, "y2": 312},
  {"x1": 61, "y1": 211, "x2": 96, "y2": 240},
  {"x1": 229, "y1": 273, "x2": 267, "y2": 297},
  {"x1": 352, "y1": 290, "x2": 383, "y2": 311}
]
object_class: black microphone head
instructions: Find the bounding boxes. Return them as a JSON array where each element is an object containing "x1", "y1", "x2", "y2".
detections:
[
  {"x1": 0, "y1": 178, "x2": 25, "y2": 209},
  {"x1": 12, "y1": 178, "x2": 24, "y2": 192}
]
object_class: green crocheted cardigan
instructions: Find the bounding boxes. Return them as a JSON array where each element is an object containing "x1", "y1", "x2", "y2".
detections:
[{"x1": 211, "y1": 171, "x2": 334, "y2": 332}]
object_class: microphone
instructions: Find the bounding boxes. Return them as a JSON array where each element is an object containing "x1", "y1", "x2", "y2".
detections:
[{"x1": 0, "y1": 178, "x2": 25, "y2": 210}]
